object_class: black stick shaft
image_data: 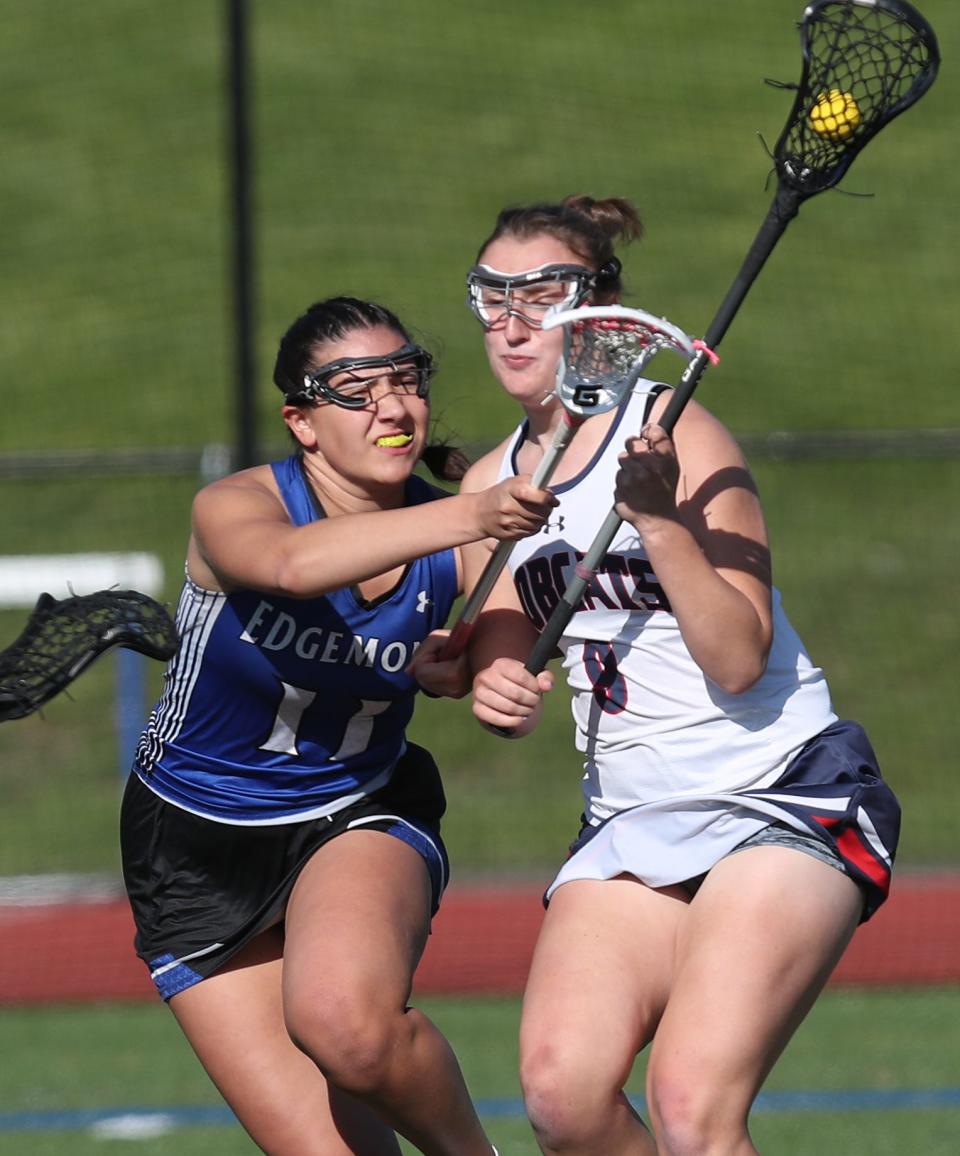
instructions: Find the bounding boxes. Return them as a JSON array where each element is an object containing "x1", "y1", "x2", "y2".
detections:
[{"x1": 522, "y1": 185, "x2": 802, "y2": 676}]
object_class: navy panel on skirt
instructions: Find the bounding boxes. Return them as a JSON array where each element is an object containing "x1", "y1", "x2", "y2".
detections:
[{"x1": 737, "y1": 719, "x2": 899, "y2": 920}]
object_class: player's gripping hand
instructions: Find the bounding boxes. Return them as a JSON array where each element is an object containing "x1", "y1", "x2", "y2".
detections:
[
  {"x1": 614, "y1": 424, "x2": 682, "y2": 529},
  {"x1": 406, "y1": 630, "x2": 471, "y2": 699},
  {"x1": 472, "y1": 656, "x2": 554, "y2": 738},
  {"x1": 475, "y1": 475, "x2": 558, "y2": 541}
]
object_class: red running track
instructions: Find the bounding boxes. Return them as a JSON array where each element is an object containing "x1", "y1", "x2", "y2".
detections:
[{"x1": 1, "y1": 873, "x2": 958, "y2": 1004}]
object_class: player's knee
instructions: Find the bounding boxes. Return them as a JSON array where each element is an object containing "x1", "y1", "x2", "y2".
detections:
[
  {"x1": 323, "y1": 1021, "x2": 399, "y2": 1096},
  {"x1": 283, "y1": 991, "x2": 327, "y2": 1064},
  {"x1": 520, "y1": 1040, "x2": 607, "y2": 1149},
  {"x1": 646, "y1": 1061, "x2": 743, "y2": 1156},
  {"x1": 285, "y1": 991, "x2": 401, "y2": 1095}
]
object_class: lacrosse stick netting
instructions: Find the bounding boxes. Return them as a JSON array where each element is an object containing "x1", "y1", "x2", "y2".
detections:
[
  {"x1": 0, "y1": 590, "x2": 179, "y2": 722},
  {"x1": 772, "y1": 0, "x2": 939, "y2": 198},
  {"x1": 441, "y1": 305, "x2": 710, "y2": 659}
]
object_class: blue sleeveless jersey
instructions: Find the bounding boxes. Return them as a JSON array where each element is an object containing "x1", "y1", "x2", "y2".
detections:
[{"x1": 133, "y1": 456, "x2": 459, "y2": 823}]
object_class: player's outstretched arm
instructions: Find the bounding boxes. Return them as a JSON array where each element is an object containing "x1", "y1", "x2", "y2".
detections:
[{"x1": 190, "y1": 470, "x2": 556, "y2": 598}]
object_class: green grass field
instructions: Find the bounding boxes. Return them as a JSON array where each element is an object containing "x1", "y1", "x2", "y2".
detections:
[{"x1": 1, "y1": 991, "x2": 958, "y2": 1154}]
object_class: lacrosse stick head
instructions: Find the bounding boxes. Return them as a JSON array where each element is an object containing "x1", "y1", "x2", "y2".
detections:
[
  {"x1": 542, "y1": 305, "x2": 699, "y2": 418},
  {"x1": 0, "y1": 590, "x2": 179, "y2": 722},
  {"x1": 771, "y1": 0, "x2": 939, "y2": 198}
]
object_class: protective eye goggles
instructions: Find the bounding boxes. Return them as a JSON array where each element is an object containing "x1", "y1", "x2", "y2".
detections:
[
  {"x1": 465, "y1": 262, "x2": 596, "y2": 329},
  {"x1": 290, "y1": 342, "x2": 435, "y2": 410}
]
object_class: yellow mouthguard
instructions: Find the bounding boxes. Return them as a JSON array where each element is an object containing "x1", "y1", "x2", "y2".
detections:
[{"x1": 376, "y1": 433, "x2": 413, "y2": 447}]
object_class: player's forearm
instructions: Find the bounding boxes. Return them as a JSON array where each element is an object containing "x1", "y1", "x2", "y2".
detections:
[{"x1": 273, "y1": 492, "x2": 487, "y2": 596}]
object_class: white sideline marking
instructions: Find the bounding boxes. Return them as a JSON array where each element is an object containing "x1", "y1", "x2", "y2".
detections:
[
  {"x1": 90, "y1": 1113, "x2": 177, "y2": 1139},
  {"x1": 0, "y1": 873, "x2": 124, "y2": 906},
  {"x1": 0, "y1": 552, "x2": 163, "y2": 607}
]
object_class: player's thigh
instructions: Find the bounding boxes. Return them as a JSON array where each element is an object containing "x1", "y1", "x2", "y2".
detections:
[
  {"x1": 170, "y1": 924, "x2": 287, "y2": 1068},
  {"x1": 170, "y1": 927, "x2": 400, "y2": 1154},
  {"x1": 283, "y1": 828, "x2": 434, "y2": 1007},
  {"x1": 521, "y1": 877, "x2": 691, "y2": 1080},
  {"x1": 653, "y1": 847, "x2": 863, "y2": 1096}
]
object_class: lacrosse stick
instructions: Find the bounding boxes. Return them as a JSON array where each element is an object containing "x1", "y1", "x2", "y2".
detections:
[
  {"x1": 441, "y1": 305, "x2": 712, "y2": 659},
  {"x1": 0, "y1": 589, "x2": 179, "y2": 722},
  {"x1": 518, "y1": 0, "x2": 939, "y2": 680}
]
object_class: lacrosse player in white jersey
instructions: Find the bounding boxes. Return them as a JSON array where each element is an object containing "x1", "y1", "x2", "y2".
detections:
[{"x1": 412, "y1": 196, "x2": 900, "y2": 1156}]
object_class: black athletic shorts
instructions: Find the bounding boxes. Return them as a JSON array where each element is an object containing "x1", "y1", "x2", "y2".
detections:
[{"x1": 120, "y1": 743, "x2": 449, "y2": 1001}]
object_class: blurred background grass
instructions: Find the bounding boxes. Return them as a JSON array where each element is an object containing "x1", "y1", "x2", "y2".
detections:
[{"x1": 0, "y1": 0, "x2": 957, "y2": 883}]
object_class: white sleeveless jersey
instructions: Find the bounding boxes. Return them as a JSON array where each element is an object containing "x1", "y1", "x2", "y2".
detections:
[{"x1": 498, "y1": 385, "x2": 837, "y2": 826}]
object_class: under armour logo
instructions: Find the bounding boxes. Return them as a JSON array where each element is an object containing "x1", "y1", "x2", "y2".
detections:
[
  {"x1": 541, "y1": 515, "x2": 565, "y2": 534},
  {"x1": 416, "y1": 590, "x2": 432, "y2": 613}
]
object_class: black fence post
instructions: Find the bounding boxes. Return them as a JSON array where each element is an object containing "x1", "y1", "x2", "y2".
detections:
[{"x1": 226, "y1": 0, "x2": 256, "y2": 469}]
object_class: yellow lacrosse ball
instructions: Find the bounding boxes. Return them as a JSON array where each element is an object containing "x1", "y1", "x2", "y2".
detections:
[{"x1": 809, "y1": 90, "x2": 861, "y2": 141}]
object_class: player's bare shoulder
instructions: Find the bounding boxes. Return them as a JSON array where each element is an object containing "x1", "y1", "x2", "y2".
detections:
[
  {"x1": 193, "y1": 464, "x2": 284, "y2": 526},
  {"x1": 649, "y1": 392, "x2": 748, "y2": 470},
  {"x1": 189, "y1": 465, "x2": 288, "y2": 591},
  {"x1": 460, "y1": 438, "x2": 513, "y2": 495}
]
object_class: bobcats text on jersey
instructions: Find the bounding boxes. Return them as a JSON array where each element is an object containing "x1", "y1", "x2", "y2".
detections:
[{"x1": 514, "y1": 547, "x2": 671, "y2": 630}]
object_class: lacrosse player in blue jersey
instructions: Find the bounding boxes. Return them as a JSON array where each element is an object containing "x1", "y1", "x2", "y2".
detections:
[{"x1": 121, "y1": 296, "x2": 550, "y2": 1156}]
